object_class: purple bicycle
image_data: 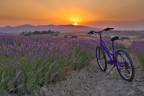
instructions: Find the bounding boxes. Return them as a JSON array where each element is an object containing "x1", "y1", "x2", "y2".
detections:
[{"x1": 88, "y1": 28, "x2": 135, "y2": 81}]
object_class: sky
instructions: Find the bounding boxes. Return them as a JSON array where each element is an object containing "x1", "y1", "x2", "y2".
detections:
[{"x1": 0, "y1": 0, "x2": 144, "y2": 30}]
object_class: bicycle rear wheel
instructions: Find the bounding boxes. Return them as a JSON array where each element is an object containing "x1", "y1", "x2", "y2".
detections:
[
  {"x1": 116, "y1": 49, "x2": 135, "y2": 81},
  {"x1": 96, "y1": 46, "x2": 107, "y2": 72}
]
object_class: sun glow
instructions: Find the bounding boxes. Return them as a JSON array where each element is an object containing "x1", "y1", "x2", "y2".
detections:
[
  {"x1": 70, "y1": 17, "x2": 80, "y2": 26},
  {"x1": 70, "y1": 18, "x2": 80, "y2": 22},
  {"x1": 73, "y1": 22, "x2": 78, "y2": 26}
]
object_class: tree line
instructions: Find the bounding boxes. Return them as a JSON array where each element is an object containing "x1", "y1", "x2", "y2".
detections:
[{"x1": 20, "y1": 30, "x2": 60, "y2": 36}]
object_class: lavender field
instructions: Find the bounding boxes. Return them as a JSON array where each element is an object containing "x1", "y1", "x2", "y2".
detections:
[
  {"x1": 131, "y1": 41, "x2": 144, "y2": 68},
  {"x1": 0, "y1": 34, "x2": 142, "y2": 95},
  {"x1": 0, "y1": 35, "x2": 98, "y2": 95}
]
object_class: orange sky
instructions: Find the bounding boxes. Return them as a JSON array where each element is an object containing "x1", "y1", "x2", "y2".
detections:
[{"x1": 0, "y1": 0, "x2": 144, "y2": 29}]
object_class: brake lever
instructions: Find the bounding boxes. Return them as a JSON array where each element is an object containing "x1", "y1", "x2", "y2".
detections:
[{"x1": 88, "y1": 31, "x2": 94, "y2": 35}]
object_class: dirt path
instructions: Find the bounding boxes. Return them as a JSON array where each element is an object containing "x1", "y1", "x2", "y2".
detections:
[{"x1": 40, "y1": 55, "x2": 144, "y2": 96}]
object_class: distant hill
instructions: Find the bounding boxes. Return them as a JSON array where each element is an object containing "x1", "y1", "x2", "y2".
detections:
[{"x1": 0, "y1": 24, "x2": 99, "y2": 33}]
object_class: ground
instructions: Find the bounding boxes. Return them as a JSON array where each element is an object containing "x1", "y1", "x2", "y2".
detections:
[{"x1": 38, "y1": 54, "x2": 144, "y2": 96}]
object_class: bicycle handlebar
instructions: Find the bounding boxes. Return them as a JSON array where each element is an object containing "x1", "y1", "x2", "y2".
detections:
[
  {"x1": 103, "y1": 27, "x2": 114, "y2": 31},
  {"x1": 88, "y1": 27, "x2": 114, "y2": 35}
]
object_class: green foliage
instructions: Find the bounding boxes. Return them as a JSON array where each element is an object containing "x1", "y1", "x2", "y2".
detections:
[
  {"x1": 130, "y1": 41, "x2": 144, "y2": 69},
  {"x1": 6, "y1": 52, "x2": 92, "y2": 95},
  {"x1": 135, "y1": 54, "x2": 144, "y2": 69},
  {"x1": 72, "y1": 49, "x2": 91, "y2": 70},
  {"x1": 0, "y1": 36, "x2": 96, "y2": 95}
]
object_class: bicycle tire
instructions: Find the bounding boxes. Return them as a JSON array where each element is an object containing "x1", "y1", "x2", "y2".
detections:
[
  {"x1": 96, "y1": 46, "x2": 107, "y2": 72},
  {"x1": 116, "y1": 49, "x2": 135, "y2": 82}
]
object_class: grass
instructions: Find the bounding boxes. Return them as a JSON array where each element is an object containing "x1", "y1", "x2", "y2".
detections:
[
  {"x1": 0, "y1": 35, "x2": 129, "y2": 95},
  {"x1": 0, "y1": 35, "x2": 97, "y2": 95},
  {"x1": 130, "y1": 40, "x2": 144, "y2": 69},
  {"x1": 132, "y1": 53, "x2": 144, "y2": 69}
]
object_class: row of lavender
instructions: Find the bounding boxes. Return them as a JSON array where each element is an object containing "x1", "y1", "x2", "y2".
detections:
[
  {"x1": 131, "y1": 40, "x2": 144, "y2": 68},
  {"x1": 0, "y1": 35, "x2": 98, "y2": 95}
]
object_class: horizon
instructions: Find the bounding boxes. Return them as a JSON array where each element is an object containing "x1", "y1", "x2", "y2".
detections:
[
  {"x1": 1, "y1": 24, "x2": 144, "y2": 31},
  {"x1": 0, "y1": 0, "x2": 144, "y2": 30}
]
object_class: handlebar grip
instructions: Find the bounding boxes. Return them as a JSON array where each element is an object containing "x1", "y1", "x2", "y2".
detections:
[
  {"x1": 88, "y1": 31, "x2": 94, "y2": 35},
  {"x1": 103, "y1": 27, "x2": 114, "y2": 31}
]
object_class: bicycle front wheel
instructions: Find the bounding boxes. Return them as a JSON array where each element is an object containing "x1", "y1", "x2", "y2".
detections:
[
  {"x1": 116, "y1": 49, "x2": 135, "y2": 81},
  {"x1": 96, "y1": 46, "x2": 107, "y2": 72}
]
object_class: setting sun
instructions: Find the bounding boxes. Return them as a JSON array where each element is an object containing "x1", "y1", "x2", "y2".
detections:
[
  {"x1": 70, "y1": 17, "x2": 80, "y2": 26},
  {"x1": 73, "y1": 22, "x2": 79, "y2": 26}
]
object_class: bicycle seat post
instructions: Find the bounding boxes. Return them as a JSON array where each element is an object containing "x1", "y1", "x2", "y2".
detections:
[
  {"x1": 99, "y1": 32, "x2": 102, "y2": 44},
  {"x1": 112, "y1": 41, "x2": 115, "y2": 52}
]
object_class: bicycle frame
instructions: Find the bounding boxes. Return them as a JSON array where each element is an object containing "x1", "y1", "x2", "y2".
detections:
[{"x1": 98, "y1": 32, "x2": 117, "y2": 65}]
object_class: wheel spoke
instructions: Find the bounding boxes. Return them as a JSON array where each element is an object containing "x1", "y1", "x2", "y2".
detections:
[
  {"x1": 96, "y1": 46, "x2": 107, "y2": 72},
  {"x1": 118, "y1": 66, "x2": 131, "y2": 74},
  {"x1": 116, "y1": 49, "x2": 135, "y2": 81}
]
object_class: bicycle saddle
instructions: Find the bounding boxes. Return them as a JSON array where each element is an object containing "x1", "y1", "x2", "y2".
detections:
[{"x1": 110, "y1": 36, "x2": 119, "y2": 41}]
